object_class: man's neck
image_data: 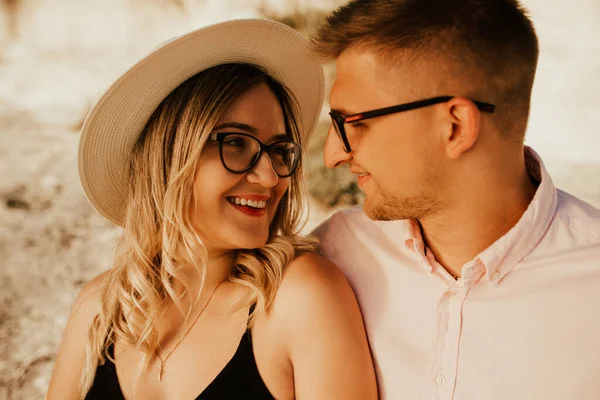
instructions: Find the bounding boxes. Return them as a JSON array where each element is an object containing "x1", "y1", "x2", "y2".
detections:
[{"x1": 418, "y1": 159, "x2": 538, "y2": 279}]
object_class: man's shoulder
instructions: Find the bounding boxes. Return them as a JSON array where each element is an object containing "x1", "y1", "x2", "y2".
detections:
[
  {"x1": 312, "y1": 205, "x2": 412, "y2": 262},
  {"x1": 554, "y1": 189, "x2": 600, "y2": 243},
  {"x1": 312, "y1": 205, "x2": 378, "y2": 260},
  {"x1": 312, "y1": 205, "x2": 372, "y2": 237}
]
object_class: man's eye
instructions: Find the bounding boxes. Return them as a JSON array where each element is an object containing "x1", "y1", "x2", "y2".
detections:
[{"x1": 347, "y1": 121, "x2": 366, "y2": 129}]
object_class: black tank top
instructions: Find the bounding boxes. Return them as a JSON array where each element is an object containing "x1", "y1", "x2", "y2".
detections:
[{"x1": 85, "y1": 306, "x2": 275, "y2": 400}]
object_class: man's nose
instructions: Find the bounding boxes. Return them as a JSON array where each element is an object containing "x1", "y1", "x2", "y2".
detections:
[{"x1": 323, "y1": 124, "x2": 352, "y2": 169}]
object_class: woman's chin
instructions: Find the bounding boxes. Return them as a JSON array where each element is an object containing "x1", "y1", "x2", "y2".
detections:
[
  {"x1": 235, "y1": 239, "x2": 268, "y2": 250},
  {"x1": 230, "y1": 231, "x2": 270, "y2": 250}
]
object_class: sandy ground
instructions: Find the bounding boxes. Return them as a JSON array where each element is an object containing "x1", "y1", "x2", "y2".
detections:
[{"x1": 1, "y1": 0, "x2": 599, "y2": 399}]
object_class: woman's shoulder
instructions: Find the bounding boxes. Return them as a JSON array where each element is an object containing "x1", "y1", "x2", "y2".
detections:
[
  {"x1": 269, "y1": 251, "x2": 360, "y2": 328},
  {"x1": 254, "y1": 253, "x2": 377, "y2": 399},
  {"x1": 60, "y1": 270, "x2": 110, "y2": 347},
  {"x1": 71, "y1": 270, "x2": 109, "y2": 320},
  {"x1": 46, "y1": 270, "x2": 111, "y2": 399},
  {"x1": 60, "y1": 269, "x2": 110, "y2": 348},
  {"x1": 281, "y1": 251, "x2": 349, "y2": 292}
]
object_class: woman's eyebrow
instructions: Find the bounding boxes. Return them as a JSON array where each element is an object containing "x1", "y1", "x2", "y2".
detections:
[
  {"x1": 213, "y1": 122, "x2": 258, "y2": 134},
  {"x1": 269, "y1": 133, "x2": 290, "y2": 142},
  {"x1": 214, "y1": 122, "x2": 290, "y2": 142}
]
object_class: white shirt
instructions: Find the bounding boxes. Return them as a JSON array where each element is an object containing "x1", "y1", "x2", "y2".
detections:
[{"x1": 314, "y1": 148, "x2": 600, "y2": 400}]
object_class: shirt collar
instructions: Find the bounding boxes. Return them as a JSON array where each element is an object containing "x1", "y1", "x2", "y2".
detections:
[
  {"x1": 395, "y1": 146, "x2": 557, "y2": 284},
  {"x1": 477, "y1": 146, "x2": 557, "y2": 283}
]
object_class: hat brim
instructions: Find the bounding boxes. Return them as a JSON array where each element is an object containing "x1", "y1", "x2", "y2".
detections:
[{"x1": 78, "y1": 19, "x2": 325, "y2": 226}]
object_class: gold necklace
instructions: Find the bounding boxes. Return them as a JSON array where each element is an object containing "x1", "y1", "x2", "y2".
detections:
[{"x1": 154, "y1": 279, "x2": 224, "y2": 381}]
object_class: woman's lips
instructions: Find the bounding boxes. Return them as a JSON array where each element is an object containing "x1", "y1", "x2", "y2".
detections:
[
  {"x1": 230, "y1": 202, "x2": 266, "y2": 217},
  {"x1": 227, "y1": 197, "x2": 268, "y2": 217}
]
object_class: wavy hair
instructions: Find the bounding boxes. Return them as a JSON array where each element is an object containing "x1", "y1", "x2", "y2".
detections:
[{"x1": 81, "y1": 63, "x2": 317, "y2": 396}]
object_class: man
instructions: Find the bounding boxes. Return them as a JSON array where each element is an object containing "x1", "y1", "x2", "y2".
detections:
[{"x1": 311, "y1": 0, "x2": 600, "y2": 399}]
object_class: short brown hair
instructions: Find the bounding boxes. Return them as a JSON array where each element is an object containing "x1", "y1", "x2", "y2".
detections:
[{"x1": 312, "y1": 0, "x2": 539, "y2": 139}]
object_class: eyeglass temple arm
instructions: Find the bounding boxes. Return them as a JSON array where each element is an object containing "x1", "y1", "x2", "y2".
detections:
[{"x1": 344, "y1": 97, "x2": 495, "y2": 123}]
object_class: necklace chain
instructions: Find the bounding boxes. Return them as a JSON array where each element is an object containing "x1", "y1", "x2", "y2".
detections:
[{"x1": 154, "y1": 279, "x2": 224, "y2": 381}]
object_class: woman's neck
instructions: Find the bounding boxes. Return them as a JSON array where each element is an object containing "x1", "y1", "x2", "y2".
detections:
[{"x1": 170, "y1": 249, "x2": 236, "y2": 311}]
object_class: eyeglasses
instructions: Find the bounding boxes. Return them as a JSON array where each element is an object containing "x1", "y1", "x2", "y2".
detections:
[
  {"x1": 329, "y1": 96, "x2": 496, "y2": 153},
  {"x1": 209, "y1": 132, "x2": 301, "y2": 178}
]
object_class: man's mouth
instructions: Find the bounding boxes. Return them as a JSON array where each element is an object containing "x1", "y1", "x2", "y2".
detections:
[{"x1": 356, "y1": 173, "x2": 372, "y2": 188}]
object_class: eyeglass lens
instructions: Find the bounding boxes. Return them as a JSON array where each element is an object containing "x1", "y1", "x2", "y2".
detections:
[{"x1": 220, "y1": 134, "x2": 300, "y2": 177}]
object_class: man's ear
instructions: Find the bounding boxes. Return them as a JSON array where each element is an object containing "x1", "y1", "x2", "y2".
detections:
[{"x1": 443, "y1": 97, "x2": 481, "y2": 159}]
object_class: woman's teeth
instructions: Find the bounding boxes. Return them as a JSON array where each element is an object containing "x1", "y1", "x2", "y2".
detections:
[{"x1": 229, "y1": 197, "x2": 267, "y2": 209}]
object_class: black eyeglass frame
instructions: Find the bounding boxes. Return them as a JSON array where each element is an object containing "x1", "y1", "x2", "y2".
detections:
[
  {"x1": 209, "y1": 132, "x2": 302, "y2": 178},
  {"x1": 329, "y1": 96, "x2": 496, "y2": 153}
]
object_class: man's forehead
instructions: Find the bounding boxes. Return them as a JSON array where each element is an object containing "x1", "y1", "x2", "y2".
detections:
[
  {"x1": 337, "y1": 47, "x2": 381, "y2": 72},
  {"x1": 331, "y1": 46, "x2": 458, "y2": 111},
  {"x1": 330, "y1": 48, "x2": 418, "y2": 112}
]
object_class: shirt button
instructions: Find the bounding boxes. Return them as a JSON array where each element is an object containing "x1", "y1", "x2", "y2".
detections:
[
  {"x1": 436, "y1": 375, "x2": 446, "y2": 385},
  {"x1": 446, "y1": 290, "x2": 457, "y2": 297},
  {"x1": 491, "y1": 272, "x2": 501, "y2": 281}
]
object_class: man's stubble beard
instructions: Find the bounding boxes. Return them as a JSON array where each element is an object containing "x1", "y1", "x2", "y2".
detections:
[{"x1": 364, "y1": 184, "x2": 443, "y2": 222}]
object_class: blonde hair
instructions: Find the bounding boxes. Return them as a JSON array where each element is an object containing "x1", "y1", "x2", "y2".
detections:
[{"x1": 81, "y1": 63, "x2": 316, "y2": 395}]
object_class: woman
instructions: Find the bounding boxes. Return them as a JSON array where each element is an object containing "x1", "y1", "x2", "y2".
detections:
[{"x1": 46, "y1": 19, "x2": 377, "y2": 400}]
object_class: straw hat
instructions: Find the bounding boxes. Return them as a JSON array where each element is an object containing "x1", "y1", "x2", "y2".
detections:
[{"x1": 78, "y1": 19, "x2": 325, "y2": 227}]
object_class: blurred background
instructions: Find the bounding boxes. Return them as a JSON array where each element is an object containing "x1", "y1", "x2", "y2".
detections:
[{"x1": 0, "y1": 0, "x2": 598, "y2": 398}]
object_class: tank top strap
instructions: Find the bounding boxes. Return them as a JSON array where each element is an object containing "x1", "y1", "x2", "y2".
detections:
[
  {"x1": 246, "y1": 302, "x2": 257, "y2": 333},
  {"x1": 106, "y1": 340, "x2": 115, "y2": 359}
]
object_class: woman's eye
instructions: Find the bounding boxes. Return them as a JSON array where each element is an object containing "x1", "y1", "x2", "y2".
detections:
[
  {"x1": 224, "y1": 138, "x2": 246, "y2": 147},
  {"x1": 271, "y1": 147, "x2": 289, "y2": 159}
]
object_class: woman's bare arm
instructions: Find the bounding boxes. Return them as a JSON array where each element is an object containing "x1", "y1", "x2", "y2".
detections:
[
  {"x1": 46, "y1": 271, "x2": 107, "y2": 400},
  {"x1": 273, "y1": 252, "x2": 378, "y2": 399}
]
